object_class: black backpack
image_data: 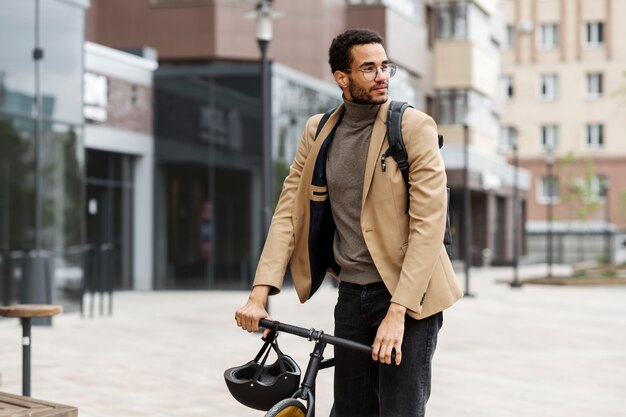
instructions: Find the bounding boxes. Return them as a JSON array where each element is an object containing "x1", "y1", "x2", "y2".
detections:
[{"x1": 315, "y1": 100, "x2": 452, "y2": 258}]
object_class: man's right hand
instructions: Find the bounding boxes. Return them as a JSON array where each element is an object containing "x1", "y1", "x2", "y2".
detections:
[{"x1": 235, "y1": 285, "x2": 271, "y2": 336}]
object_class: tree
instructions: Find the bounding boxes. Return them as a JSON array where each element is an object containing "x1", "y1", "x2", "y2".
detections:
[
  {"x1": 0, "y1": 119, "x2": 35, "y2": 250},
  {"x1": 556, "y1": 151, "x2": 604, "y2": 222}
]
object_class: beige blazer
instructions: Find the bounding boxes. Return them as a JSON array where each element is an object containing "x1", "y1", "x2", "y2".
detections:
[{"x1": 253, "y1": 99, "x2": 463, "y2": 319}]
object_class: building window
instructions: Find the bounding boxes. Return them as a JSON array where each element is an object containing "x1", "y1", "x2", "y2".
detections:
[
  {"x1": 540, "y1": 74, "x2": 558, "y2": 100},
  {"x1": 539, "y1": 23, "x2": 559, "y2": 49},
  {"x1": 436, "y1": 89, "x2": 468, "y2": 125},
  {"x1": 500, "y1": 75, "x2": 514, "y2": 100},
  {"x1": 427, "y1": 5, "x2": 435, "y2": 49},
  {"x1": 349, "y1": 0, "x2": 422, "y2": 20},
  {"x1": 586, "y1": 73, "x2": 603, "y2": 99},
  {"x1": 436, "y1": 2, "x2": 467, "y2": 40},
  {"x1": 585, "y1": 21, "x2": 604, "y2": 47},
  {"x1": 540, "y1": 125, "x2": 558, "y2": 151},
  {"x1": 586, "y1": 124, "x2": 604, "y2": 148},
  {"x1": 589, "y1": 175, "x2": 608, "y2": 202},
  {"x1": 499, "y1": 126, "x2": 517, "y2": 151},
  {"x1": 503, "y1": 25, "x2": 515, "y2": 50},
  {"x1": 538, "y1": 176, "x2": 560, "y2": 204}
]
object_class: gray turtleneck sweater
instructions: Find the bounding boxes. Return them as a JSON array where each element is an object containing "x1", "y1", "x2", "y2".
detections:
[{"x1": 326, "y1": 99, "x2": 383, "y2": 285}]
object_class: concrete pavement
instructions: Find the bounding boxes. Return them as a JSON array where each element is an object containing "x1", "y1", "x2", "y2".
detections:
[{"x1": 1, "y1": 265, "x2": 625, "y2": 416}]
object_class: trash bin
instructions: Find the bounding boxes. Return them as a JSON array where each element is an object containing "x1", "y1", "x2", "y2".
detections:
[{"x1": 20, "y1": 251, "x2": 53, "y2": 326}]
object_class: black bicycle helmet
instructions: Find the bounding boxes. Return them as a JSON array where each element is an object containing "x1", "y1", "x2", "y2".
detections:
[{"x1": 224, "y1": 331, "x2": 301, "y2": 411}]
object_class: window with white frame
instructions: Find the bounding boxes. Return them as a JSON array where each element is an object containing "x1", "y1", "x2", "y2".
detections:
[
  {"x1": 436, "y1": 89, "x2": 468, "y2": 125},
  {"x1": 586, "y1": 124, "x2": 604, "y2": 148},
  {"x1": 586, "y1": 73, "x2": 604, "y2": 98},
  {"x1": 540, "y1": 125, "x2": 558, "y2": 151},
  {"x1": 499, "y1": 126, "x2": 517, "y2": 151},
  {"x1": 538, "y1": 175, "x2": 560, "y2": 204},
  {"x1": 503, "y1": 25, "x2": 515, "y2": 50},
  {"x1": 539, "y1": 23, "x2": 559, "y2": 49},
  {"x1": 436, "y1": 2, "x2": 467, "y2": 40},
  {"x1": 589, "y1": 175, "x2": 608, "y2": 202},
  {"x1": 540, "y1": 74, "x2": 558, "y2": 100},
  {"x1": 500, "y1": 75, "x2": 514, "y2": 100},
  {"x1": 585, "y1": 21, "x2": 604, "y2": 47}
]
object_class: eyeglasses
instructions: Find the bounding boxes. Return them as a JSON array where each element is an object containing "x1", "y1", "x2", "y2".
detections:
[{"x1": 344, "y1": 63, "x2": 397, "y2": 81}]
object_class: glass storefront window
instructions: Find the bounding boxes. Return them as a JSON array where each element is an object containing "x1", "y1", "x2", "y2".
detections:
[
  {"x1": 0, "y1": 1, "x2": 36, "y2": 118},
  {"x1": 0, "y1": 114, "x2": 36, "y2": 251},
  {"x1": 272, "y1": 65, "x2": 340, "y2": 200},
  {"x1": 40, "y1": 0, "x2": 84, "y2": 124},
  {"x1": 86, "y1": 149, "x2": 134, "y2": 291},
  {"x1": 154, "y1": 63, "x2": 341, "y2": 290},
  {"x1": 41, "y1": 122, "x2": 84, "y2": 251},
  {"x1": 0, "y1": 0, "x2": 87, "y2": 308},
  {"x1": 40, "y1": 122, "x2": 85, "y2": 304},
  {"x1": 154, "y1": 64, "x2": 263, "y2": 290}
]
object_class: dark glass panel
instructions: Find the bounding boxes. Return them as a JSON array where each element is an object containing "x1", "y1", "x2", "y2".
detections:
[
  {"x1": 86, "y1": 149, "x2": 134, "y2": 291},
  {"x1": 154, "y1": 64, "x2": 263, "y2": 289},
  {"x1": 0, "y1": 114, "x2": 36, "y2": 251}
]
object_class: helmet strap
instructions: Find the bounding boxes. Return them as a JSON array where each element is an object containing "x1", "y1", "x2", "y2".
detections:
[{"x1": 251, "y1": 330, "x2": 288, "y2": 381}]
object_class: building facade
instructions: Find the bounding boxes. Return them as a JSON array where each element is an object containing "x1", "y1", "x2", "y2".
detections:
[
  {"x1": 433, "y1": 0, "x2": 530, "y2": 266},
  {"x1": 77, "y1": 0, "x2": 523, "y2": 293},
  {"x1": 84, "y1": 42, "x2": 157, "y2": 292},
  {"x1": 500, "y1": 0, "x2": 626, "y2": 263},
  {"x1": 0, "y1": 1, "x2": 523, "y2": 303}
]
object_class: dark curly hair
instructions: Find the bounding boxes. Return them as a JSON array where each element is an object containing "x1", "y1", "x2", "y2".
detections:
[{"x1": 328, "y1": 29, "x2": 384, "y2": 74}]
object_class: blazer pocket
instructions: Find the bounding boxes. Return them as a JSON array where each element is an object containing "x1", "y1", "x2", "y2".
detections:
[{"x1": 310, "y1": 185, "x2": 328, "y2": 202}]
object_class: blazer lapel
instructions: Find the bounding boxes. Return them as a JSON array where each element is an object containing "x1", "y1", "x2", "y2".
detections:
[{"x1": 362, "y1": 99, "x2": 391, "y2": 207}]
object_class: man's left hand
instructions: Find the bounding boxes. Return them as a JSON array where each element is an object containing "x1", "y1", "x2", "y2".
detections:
[{"x1": 372, "y1": 302, "x2": 406, "y2": 365}]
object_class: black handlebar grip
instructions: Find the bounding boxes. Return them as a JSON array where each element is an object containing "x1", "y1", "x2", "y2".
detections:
[{"x1": 259, "y1": 318, "x2": 273, "y2": 329}]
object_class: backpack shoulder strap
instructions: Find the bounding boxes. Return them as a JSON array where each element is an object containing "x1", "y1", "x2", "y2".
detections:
[
  {"x1": 385, "y1": 101, "x2": 412, "y2": 210},
  {"x1": 385, "y1": 101, "x2": 453, "y2": 257},
  {"x1": 315, "y1": 107, "x2": 336, "y2": 140}
]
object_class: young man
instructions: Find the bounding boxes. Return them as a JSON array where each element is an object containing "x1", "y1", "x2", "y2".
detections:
[{"x1": 235, "y1": 29, "x2": 463, "y2": 417}]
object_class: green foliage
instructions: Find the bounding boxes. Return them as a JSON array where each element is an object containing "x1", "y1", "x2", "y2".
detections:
[
  {"x1": 0, "y1": 119, "x2": 35, "y2": 249},
  {"x1": 574, "y1": 270, "x2": 587, "y2": 278},
  {"x1": 556, "y1": 152, "x2": 604, "y2": 221}
]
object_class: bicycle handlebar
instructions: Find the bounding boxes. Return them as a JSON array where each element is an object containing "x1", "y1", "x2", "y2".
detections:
[{"x1": 259, "y1": 318, "x2": 396, "y2": 362}]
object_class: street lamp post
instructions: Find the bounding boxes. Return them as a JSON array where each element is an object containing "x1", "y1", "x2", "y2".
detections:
[
  {"x1": 510, "y1": 131, "x2": 521, "y2": 288},
  {"x1": 247, "y1": 0, "x2": 281, "y2": 313},
  {"x1": 463, "y1": 123, "x2": 473, "y2": 296},
  {"x1": 603, "y1": 177, "x2": 611, "y2": 264},
  {"x1": 251, "y1": 0, "x2": 275, "y2": 240},
  {"x1": 545, "y1": 149, "x2": 554, "y2": 279}
]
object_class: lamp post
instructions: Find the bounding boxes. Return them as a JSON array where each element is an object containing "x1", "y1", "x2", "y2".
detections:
[
  {"x1": 510, "y1": 130, "x2": 522, "y2": 288},
  {"x1": 247, "y1": 0, "x2": 281, "y2": 313},
  {"x1": 463, "y1": 123, "x2": 473, "y2": 296},
  {"x1": 249, "y1": 0, "x2": 276, "y2": 240},
  {"x1": 545, "y1": 149, "x2": 554, "y2": 279},
  {"x1": 602, "y1": 177, "x2": 611, "y2": 264}
]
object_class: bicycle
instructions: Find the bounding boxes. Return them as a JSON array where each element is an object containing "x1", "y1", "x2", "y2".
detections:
[{"x1": 235, "y1": 318, "x2": 393, "y2": 417}]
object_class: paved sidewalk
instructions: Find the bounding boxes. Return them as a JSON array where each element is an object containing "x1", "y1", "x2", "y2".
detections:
[{"x1": 1, "y1": 265, "x2": 625, "y2": 416}]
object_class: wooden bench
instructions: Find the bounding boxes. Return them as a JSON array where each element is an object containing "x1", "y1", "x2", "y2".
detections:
[
  {"x1": 0, "y1": 305, "x2": 63, "y2": 397},
  {"x1": 0, "y1": 391, "x2": 77, "y2": 416}
]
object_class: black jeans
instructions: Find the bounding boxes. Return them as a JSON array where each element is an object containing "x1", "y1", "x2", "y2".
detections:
[{"x1": 331, "y1": 281, "x2": 443, "y2": 417}]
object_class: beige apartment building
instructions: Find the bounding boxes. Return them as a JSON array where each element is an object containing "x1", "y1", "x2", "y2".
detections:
[
  {"x1": 434, "y1": 0, "x2": 529, "y2": 266},
  {"x1": 500, "y1": 0, "x2": 626, "y2": 263}
]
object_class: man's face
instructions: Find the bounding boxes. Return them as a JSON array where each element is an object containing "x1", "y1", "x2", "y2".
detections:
[{"x1": 343, "y1": 43, "x2": 390, "y2": 104}]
